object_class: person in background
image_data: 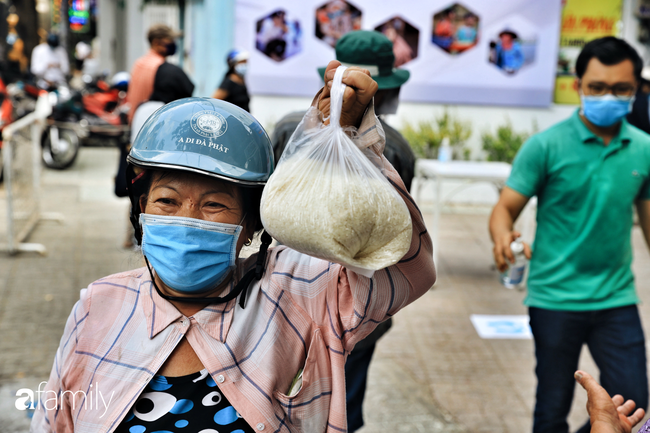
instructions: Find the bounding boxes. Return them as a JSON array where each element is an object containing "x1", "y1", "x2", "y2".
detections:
[
  {"x1": 256, "y1": 11, "x2": 288, "y2": 61},
  {"x1": 126, "y1": 24, "x2": 181, "y2": 124},
  {"x1": 69, "y1": 41, "x2": 92, "y2": 90},
  {"x1": 116, "y1": 61, "x2": 195, "y2": 203},
  {"x1": 489, "y1": 37, "x2": 650, "y2": 433},
  {"x1": 381, "y1": 18, "x2": 413, "y2": 67},
  {"x1": 73, "y1": 41, "x2": 91, "y2": 73},
  {"x1": 121, "y1": 24, "x2": 182, "y2": 248},
  {"x1": 432, "y1": 8, "x2": 456, "y2": 51},
  {"x1": 4, "y1": 11, "x2": 27, "y2": 83},
  {"x1": 625, "y1": 66, "x2": 650, "y2": 134},
  {"x1": 30, "y1": 33, "x2": 69, "y2": 89},
  {"x1": 494, "y1": 29, "x2": 524, "y2": 74},
  {"x1": 453, "y1": 13, "x2": 478, "y2": 53},
  {"x1": 212, "y1": 49, "x2": 250, "y2": 112},
  {"x1": 271, "y1": 31, "x2": 416, "y2": 432}
]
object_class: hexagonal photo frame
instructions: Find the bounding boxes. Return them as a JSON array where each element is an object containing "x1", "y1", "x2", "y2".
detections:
[
  {"x1": 315, "y1": 0, "x2": 362, "y2": 48},
  {"x1": 256, "y1": 9, "x2": 303, "y2": 62},
  {"x1": 431, "y1": 3, "x2": 480, "y2": 55},
  {"x1": 374, "y1": 16, "x2": 419, "y2": 67},
  {"x1": 488, "y1": 28, "x2": 537, "y2": 75}
]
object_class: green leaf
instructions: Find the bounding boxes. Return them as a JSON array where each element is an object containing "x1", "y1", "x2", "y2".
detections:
[
  {"x1": 400, "y1": 108, "x2": 472, "y2": 160},
  {"x1": 481, "y1": 119, "x2": 531, "y2": 163}
]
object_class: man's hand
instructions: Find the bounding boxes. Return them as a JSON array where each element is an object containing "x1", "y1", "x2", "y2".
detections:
[
  {"x1": 318, "y1": 60, "x2": 378, "y2": 128},
  {"x1": 575, "y1": 370, "x2": 645, "y2": 433},
  {"x1": 493, "y1": 230, "x2": 531, "y2": 272},
  {"x1": 489, "y1": 187, "x2": 531, "y2": 272}
]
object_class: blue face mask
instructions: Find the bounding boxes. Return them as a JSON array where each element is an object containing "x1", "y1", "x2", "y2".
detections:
[
  {"x1": 580, "y1": 94, "x2": 635, "y2": 127},
  {"x1": 234, "y1": 63, "x2": 247, "y2": 77},
  {"x1": 140, "y1": 213, "x2": 242, "y2": 294},
  {"x1": 166, "y1": 41, "x2": 177, "y2": 57}
]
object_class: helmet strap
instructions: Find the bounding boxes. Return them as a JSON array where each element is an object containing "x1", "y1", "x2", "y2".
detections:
[{"x1": 238, "y1": 231, "x2": 273, "y2": 309}]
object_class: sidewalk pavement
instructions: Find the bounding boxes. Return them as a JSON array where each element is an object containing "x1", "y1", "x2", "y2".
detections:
[{"x1": 1, "y1": 147, "x2": 650, "y2": 432}]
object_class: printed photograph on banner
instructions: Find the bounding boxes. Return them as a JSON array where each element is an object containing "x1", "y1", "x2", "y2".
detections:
[
  {"x1": 255, "y1": 9, "x2": 302, "y2": 62},
  {"x1": 488, "y1": 28, "x2": 537, "y2": 75},
  {"x1": 315, "y1": 0, "x2": 362, "y2": 48},
  {"x1": 374, "y1": 16, "x2": 419, "y2": 66},
  {"x1": 431, "y1": 3, "x2": 480, "y2": 55}
]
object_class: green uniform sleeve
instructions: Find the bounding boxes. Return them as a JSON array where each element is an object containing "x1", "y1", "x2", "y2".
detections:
[{"x1": 505, "y1": 135, "x2": 546, "y2": 198}]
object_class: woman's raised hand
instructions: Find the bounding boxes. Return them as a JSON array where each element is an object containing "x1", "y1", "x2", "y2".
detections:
[{"x1": 318, "y1": 60, "x2": 378, "y2": 128}]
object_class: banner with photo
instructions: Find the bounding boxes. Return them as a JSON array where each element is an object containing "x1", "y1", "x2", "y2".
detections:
[
  {"x1": 235, "y1": 0, "x2": 562, "y2": 107},
  {"x1": 554, "y1": 0, "x2": 623, "y2": 104}
]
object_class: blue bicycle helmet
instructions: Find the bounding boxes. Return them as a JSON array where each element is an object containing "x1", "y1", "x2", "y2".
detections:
[
  {"x1": 128, "y1": 97, "x2": 273, "y2": 184},
  {"x1": 127, "y1": 97, "x2": 274, "y2": 242},
  {"x1": 227, "y1": 49, "x2": 249, "y2": 68}
]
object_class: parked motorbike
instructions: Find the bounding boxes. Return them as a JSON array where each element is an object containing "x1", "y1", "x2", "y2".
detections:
[
  {"x1": 7, "y1": 79, "x2": 40, "y2": 120},
  {"x1": 0, "y1": 77, "x2": 16, "y2": 183},
  {"x1": 40, "y1": 72, "x2": 130, "y2": 169}
]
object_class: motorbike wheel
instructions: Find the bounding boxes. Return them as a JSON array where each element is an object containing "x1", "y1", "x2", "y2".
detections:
[{"x1": 41, "y1": 127, "x2": 80, "y2": 169}]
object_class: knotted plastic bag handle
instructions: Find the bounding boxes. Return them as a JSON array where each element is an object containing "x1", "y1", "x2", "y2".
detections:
[{"x1": 328, "y1": 65, "x2": 347, "y2": 127}]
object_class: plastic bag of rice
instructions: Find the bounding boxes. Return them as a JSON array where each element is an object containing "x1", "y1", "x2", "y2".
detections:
[{"x1": 260, "y1": 66, "x2": 412, "y2": 275}]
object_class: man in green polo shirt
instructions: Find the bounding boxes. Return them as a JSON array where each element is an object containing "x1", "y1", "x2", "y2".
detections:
[{"x1": 489, "y1": 36, "x2": 650, "y2": 433}]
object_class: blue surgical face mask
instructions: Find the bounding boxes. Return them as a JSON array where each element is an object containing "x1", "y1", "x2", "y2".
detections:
[
  {"x1": 580, "y1": 93, "x2": 635, "y2": 127},
  {"x1": 140, "y1": 213, "x2": 242, "y2": 294},
  {"x1": 234, "y1": 63, "x2": 247, "y2": 77}
]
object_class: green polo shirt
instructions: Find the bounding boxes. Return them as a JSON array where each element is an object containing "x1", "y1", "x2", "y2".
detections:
[{"x1": 506, "y1": 110, "x2": 650, "y2": 311}]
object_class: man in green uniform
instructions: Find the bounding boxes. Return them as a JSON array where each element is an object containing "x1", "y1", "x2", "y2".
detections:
[{"x1": 489, "y1": 37, "x2": 650, "y2": 433}]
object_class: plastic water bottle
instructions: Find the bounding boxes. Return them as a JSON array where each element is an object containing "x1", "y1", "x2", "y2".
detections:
[
  {"x1": 438, "y1": 137, "x2": 452, "y2": 162},
  {"x1": 500, "y1": 240, "x2": 528, "y2": 290}
]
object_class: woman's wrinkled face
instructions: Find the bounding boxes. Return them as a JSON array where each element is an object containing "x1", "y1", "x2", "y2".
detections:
[{"x1": 140, "y1": 170, "x2": 251, "y2": 253}]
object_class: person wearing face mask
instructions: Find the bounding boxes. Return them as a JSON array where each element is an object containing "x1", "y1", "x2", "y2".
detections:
[
  {"x1": 489, "y1": 36, "x2": 650, "y2": 433},
  {"x1": 126, "y1": 24, "x2": 181, "y2": 124},
  {"x1": 30, "y1": 33, "x2": 70, "y2": 89},
  {"x1": 30, "y1": 61, "x2": 436, "y2": 432},
  {"x1": 212, "y1": 49, "x2": 250, "y2": 112}
]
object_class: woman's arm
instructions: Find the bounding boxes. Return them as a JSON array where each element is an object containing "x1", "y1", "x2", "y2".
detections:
[
  {"x1": 320, "y1": 65, "x2": 435, "y2": 349},
  {"x1": 213, "y1": 87, "x2": 229, "y2": 100},
  {"x1": 335, "y1": 150, "x2": 436, "y2": 351},
  {"x1": 270, "y1": 62, "x2": 434, "y2": 350}
]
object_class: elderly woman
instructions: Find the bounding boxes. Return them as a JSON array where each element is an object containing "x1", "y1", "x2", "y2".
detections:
[{"x1": 31, "y1": 61, "x2": 435, "y2": 432}]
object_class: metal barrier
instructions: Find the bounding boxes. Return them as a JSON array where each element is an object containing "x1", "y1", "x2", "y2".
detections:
[{"x1": 0, "y1": 93, "x2": 63, "y2": 255}]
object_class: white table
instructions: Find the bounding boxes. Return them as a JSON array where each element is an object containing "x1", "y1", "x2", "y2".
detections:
[{"x1": 414, "y1": 160, "x2": 512, "y2": 265}]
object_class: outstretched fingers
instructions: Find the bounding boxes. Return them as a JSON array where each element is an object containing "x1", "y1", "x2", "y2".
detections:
[{"x1": 626, "y1": 408, "x2": 646, "y2": 427}]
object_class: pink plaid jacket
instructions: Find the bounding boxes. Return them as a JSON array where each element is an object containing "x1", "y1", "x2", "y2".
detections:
[{"x1": 31, "y1": 108, "x2": 435, "y2": 433}]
